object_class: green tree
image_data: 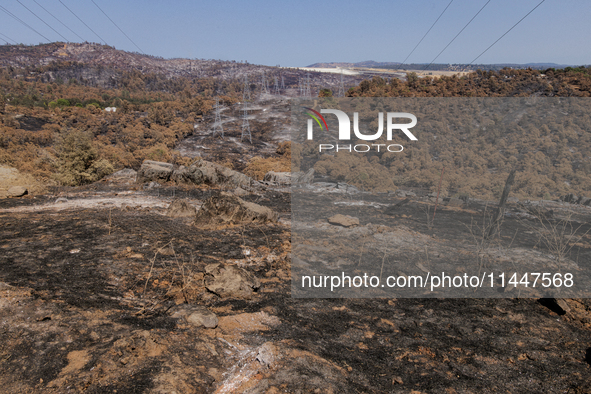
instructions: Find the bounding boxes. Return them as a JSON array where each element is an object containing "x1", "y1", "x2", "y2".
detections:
[{"x1": 55, "y1": 129, "x2": 113, "y2": 186}]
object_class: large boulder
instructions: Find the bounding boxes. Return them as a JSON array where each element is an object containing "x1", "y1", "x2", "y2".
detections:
[
  {"x1": 136, "y1": 160, "x2": 173, "y2": 183},
  {"x1": 194, "y1": 192, "x2": 278, "y2": 228},
  {"x1": 138, "y1": 159, "x2": 251, "y2": 187}
]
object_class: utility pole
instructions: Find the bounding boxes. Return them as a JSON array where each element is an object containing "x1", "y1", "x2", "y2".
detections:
[
  {"x1": 261, "y1": 70, "x2": 268, "y2": 94},
  {"x1": 304, "y1": 72, "x2": 311, "y2": 98},
  {"x1": 242, "y1": 74, "x2": 251, "y2": 143},
  {"x1": 212, "y1": 96, "x2": 223, "y2": 138},
  {"x1": 337, "y1": 70, "x2": 345, "y2": 97}
]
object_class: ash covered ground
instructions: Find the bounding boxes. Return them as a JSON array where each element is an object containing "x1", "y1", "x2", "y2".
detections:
[{"x1": 1, "y1": 177, "x2": 591, "y2": 393}]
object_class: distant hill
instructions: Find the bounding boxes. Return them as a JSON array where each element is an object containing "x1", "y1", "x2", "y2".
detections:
[
  {"x1": 0, "y1": 42, "x2": 275, "y2": 85},
  {"x1": 0, "y1": 42, "x2": 365, "y2": 93},
  {"x1": 307, "y1": 61, "x2": 578, "y2": 71}
]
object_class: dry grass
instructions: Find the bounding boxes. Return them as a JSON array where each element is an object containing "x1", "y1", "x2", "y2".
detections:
[{"x1": 524, "y1": 207, "x2": 591, "y2": 266}]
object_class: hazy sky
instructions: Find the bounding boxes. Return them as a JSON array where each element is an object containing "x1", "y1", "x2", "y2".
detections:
[{"x1": 0, "y1": 0, "x2": 589, "y2": 67}]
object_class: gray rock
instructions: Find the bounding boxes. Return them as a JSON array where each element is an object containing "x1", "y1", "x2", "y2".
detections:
[
  {"x1": 263, "y1": 171, "x2": 291, "y2": 185},
  {"x1": 187, "y1": 309, "x2": 218, "y2": 328},
  {"x1": 171, "y1": 306, "x2": 218, "y2": 328},
  {"x1": 170, "y1": 165, "x2": 191, "y2": 183},
  {"x1": 566, "y1": 193, "x2": 578, "y2": 203},
  {"x1": 579, "y1": 196, "x2": 591, "y2": 206},
  {"x1": 7, "y1": 186, "x2": 27, "y2": 197},
  {"x1": 137, "y1": 160, "x2": 173, "y2": 183},
  {"x1": 256, "y1": 342, "x2": 279, "y2": 367},
  {"x1": 172, "y1": 160, "x2": 251, "y2": 188},
  {"x1": 232, "y1": 187, "x2": 249, "y2": 196},
  {"x1": 328, "y1": 214, "x2": 359, "y2": 227},
  {"x1": 195, "y1": 192, "x2": 278, "y2": 228},
  {"x1": 143, "y1": 181, "x2": 161, "y2": 190},
  {"x1": 167, "y1": 199, "x2": 197, "y2": 218},
  {"x1": 204, "y1": 263, "x2": 261, "y2": 299}
]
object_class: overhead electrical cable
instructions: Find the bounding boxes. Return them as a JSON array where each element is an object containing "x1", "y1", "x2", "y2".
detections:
[
  {"x1": 0, "y1": 4, "x2": 51, "y2": 42},
  {"x1": 400, "y1": 0, "x2": 454, "y2": 68},
  {"x1": 90, "y1": 0, "x2": 144, "y2": 53},
  {"x1": 32, "y1": 0, "x2": 86, "y2": 42},
  {"x1": 0, "y1": 32, "x2": 17, "y2": 44},
  {"x1": 15, "y1": 0, "x2": 69, "y2": 42},
  {"x1": 58, "y1": 0, "x2": 108, "y2": 45},
  {"x1": 422, "y1": 0, "x2": 492, "y2": 71},
  {"x1": 467, "y1": 0, "x2": 546, "y2": 66}
]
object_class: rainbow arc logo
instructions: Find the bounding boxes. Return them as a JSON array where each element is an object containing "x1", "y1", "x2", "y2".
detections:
[{"x1": 303, "y1": 107, "x2": 329, "y2": 132}]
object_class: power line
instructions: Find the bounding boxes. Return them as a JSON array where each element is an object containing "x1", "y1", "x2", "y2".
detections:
[
  {"x1": 0, "y1": 4, "x2": 50, "y2": 42},
  {"x1": 90, "y1": 0, "x2": 144, "y2": 53},
  {"x1": 32, "y1": 0, "x2": 86, "y2": 42},
  {"x1": 423, "y1": 0, "x2": 491, "y2": 71},
  {"x1": 58, "y1": 0, "x2": 108, "y2": 45},
  {"x1": 15, "y1": 0, "x2": 69, "y2": 42},
  {"x1": 0, "y1": 32, "x2": 17, "y2": 44},
  {"x1": 400, "y1": 0, "x2": 454, "y2": 68},
  {"x1": 468, "y1": 0, "x2": 546, "y2": 66}
]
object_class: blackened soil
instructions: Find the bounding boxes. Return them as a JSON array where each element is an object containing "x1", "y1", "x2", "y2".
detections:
[{"x1": 0, "y1": 186, "x2": 590, "y2": 393}]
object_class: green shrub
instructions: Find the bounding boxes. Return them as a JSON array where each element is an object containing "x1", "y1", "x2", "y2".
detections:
[{"x1": 54, "y1": 128, "x2": 114, "y2": 186}]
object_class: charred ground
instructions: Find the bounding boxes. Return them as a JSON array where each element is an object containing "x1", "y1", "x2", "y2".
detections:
[{"x1": 1, "y1": 181, "x2": 591, "y2": 393}]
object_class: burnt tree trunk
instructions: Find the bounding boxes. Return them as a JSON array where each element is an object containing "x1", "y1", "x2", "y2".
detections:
[{"x1": 487, "y1": 169, "x2": 516, "y2": 239}]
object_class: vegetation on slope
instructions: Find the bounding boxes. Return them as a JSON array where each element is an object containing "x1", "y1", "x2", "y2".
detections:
[{"x1": 299, "y1": 68, "x2": 591, "y2": 199}]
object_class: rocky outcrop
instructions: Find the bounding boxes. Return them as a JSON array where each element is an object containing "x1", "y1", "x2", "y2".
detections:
[
  {"x1": 136, "y1": 160, "x2": 174, "y2": 183},
  {"x1": 134, "y1": 159, "x2": 251, "y2": 188},
  {"x1": 194, "y1": 192, "x2": 278, "y2": 228},
  {"x1": 263, "y1": 171, "x2": 291, "y2": 185},
  {"x1": 560, "y1": 193, "x2": 591, "y2": 206}
]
